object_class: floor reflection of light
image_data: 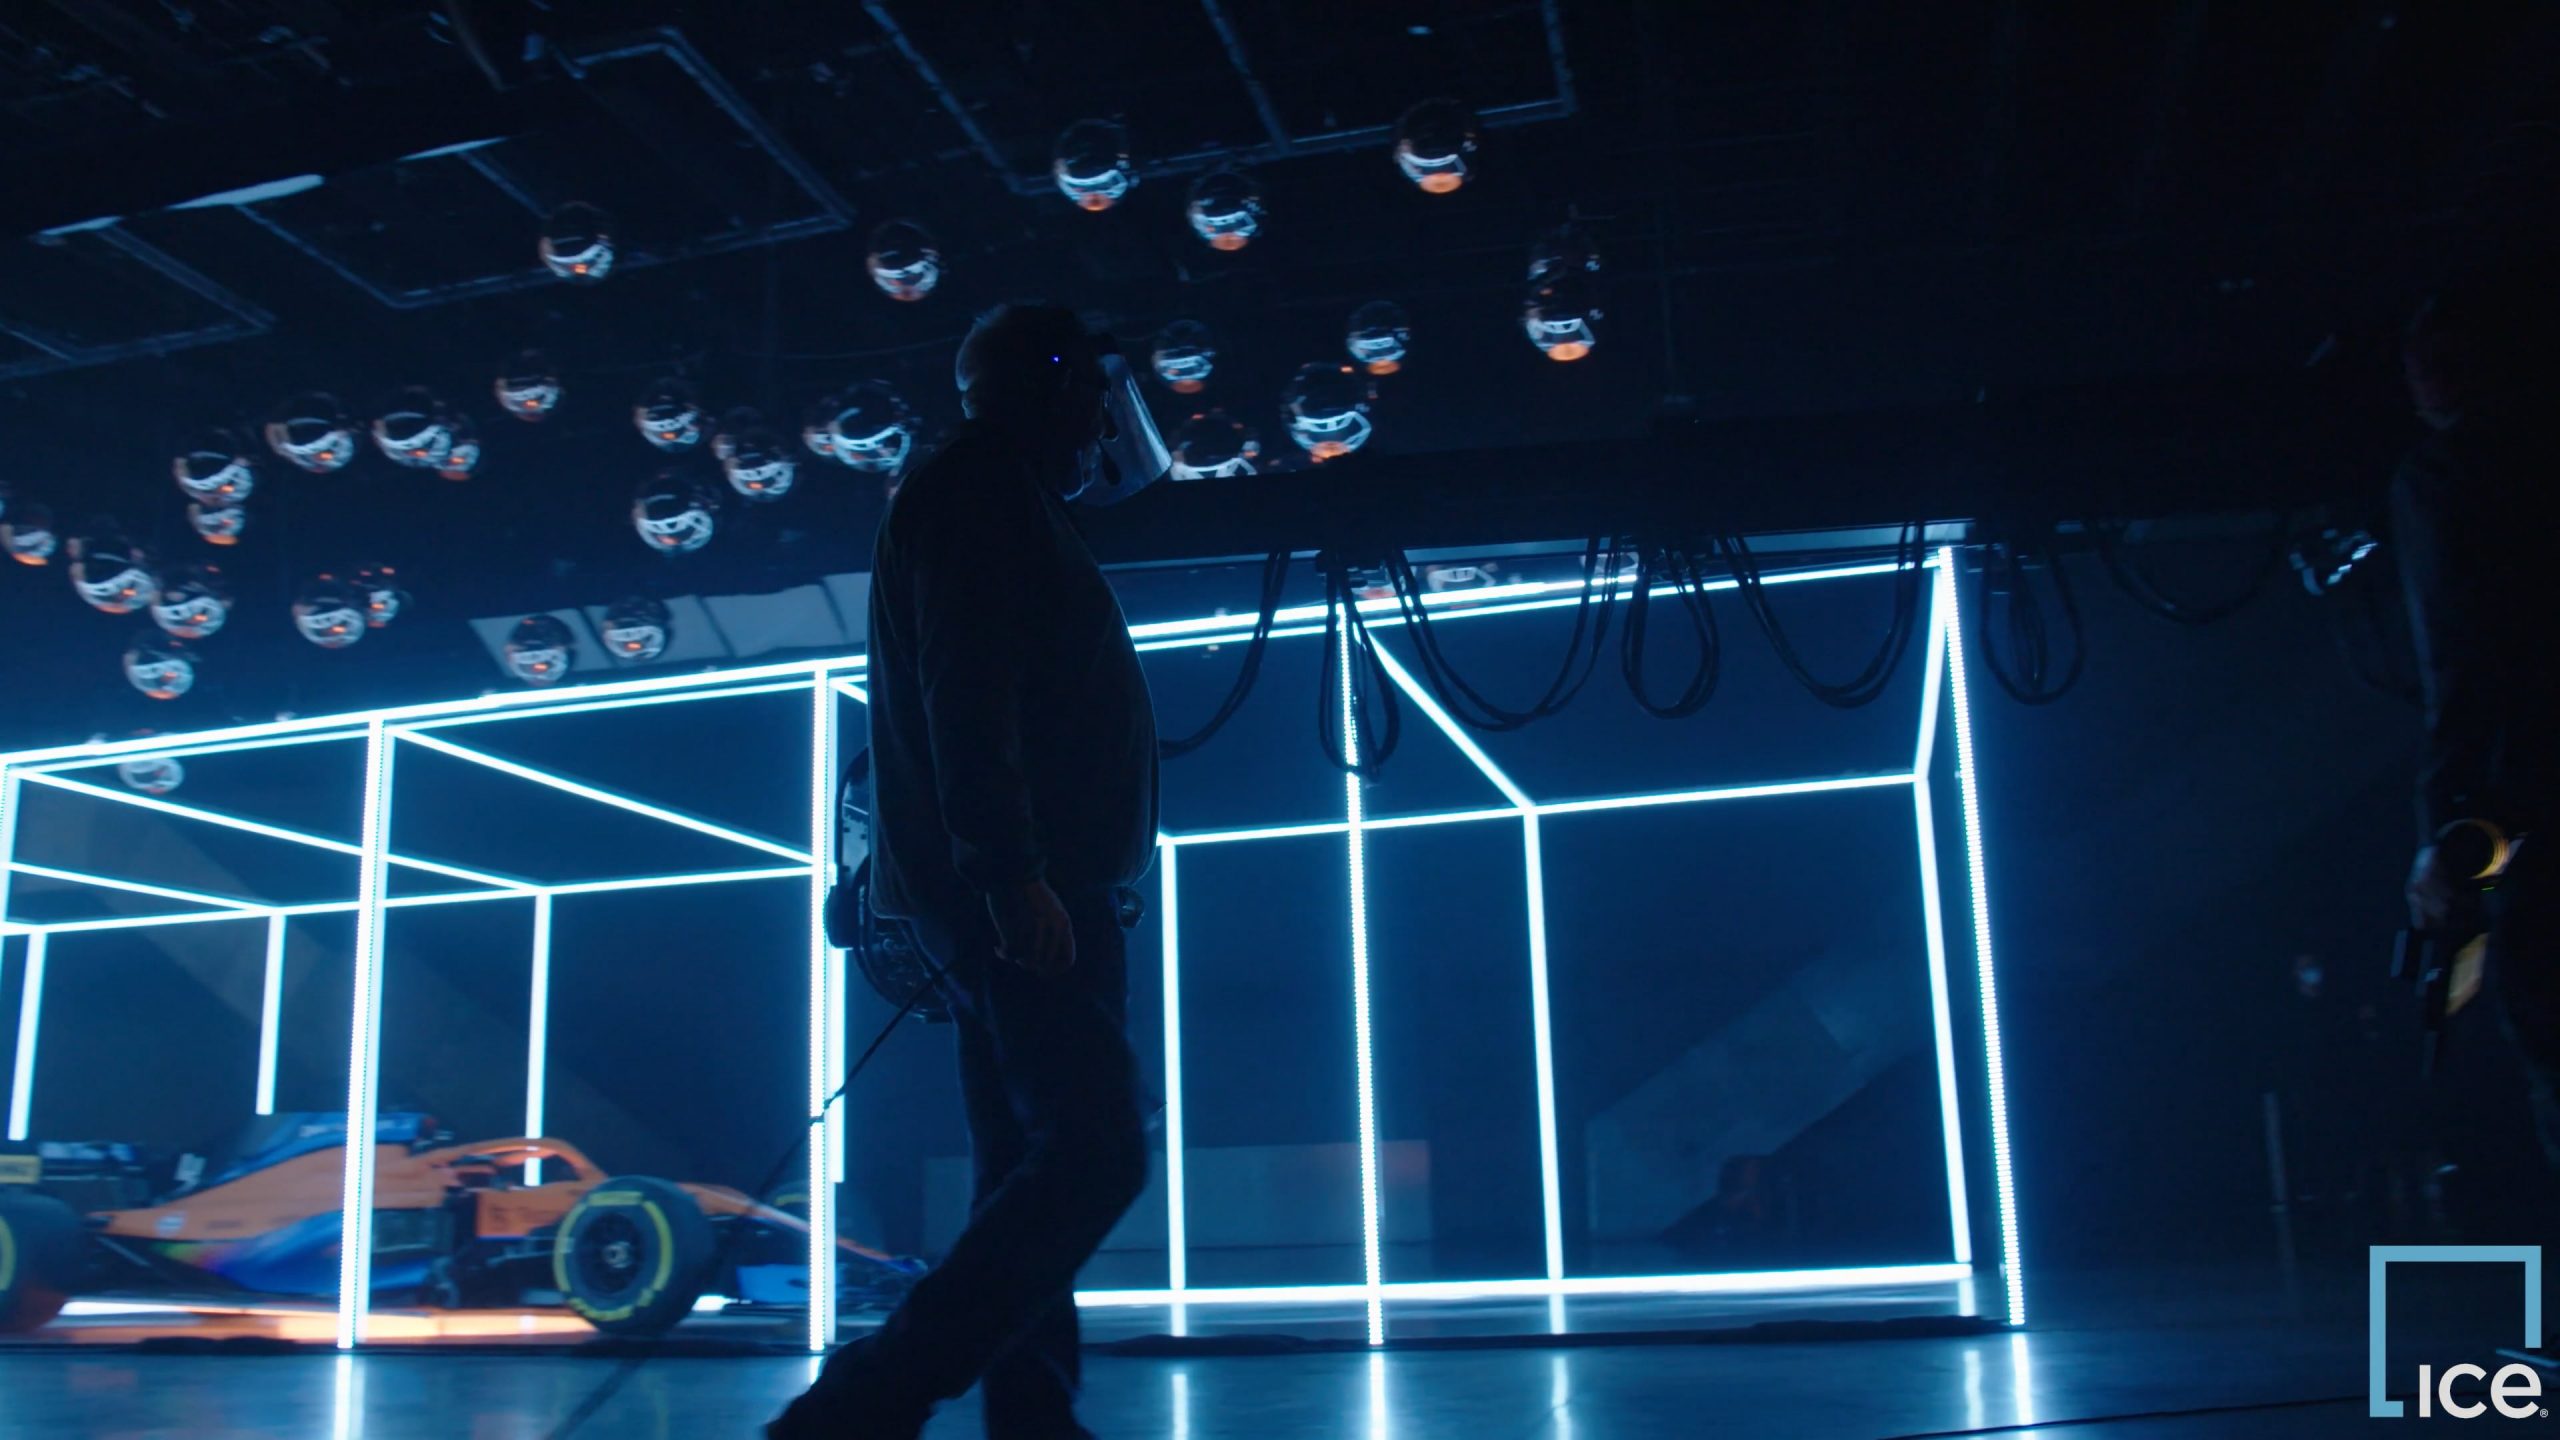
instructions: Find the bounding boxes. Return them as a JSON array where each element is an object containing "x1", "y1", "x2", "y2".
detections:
[
  {"x1": 330, "y1": 1354, "x2": 359, "y2": 1440},
  {"x1": 1172, "y1": 1367, "x2": 1191, "y2": 1440},
  {"x1": 2010, "y1": 1331, "x2": 2036, "y2": 1427},
  {"x1": 1551, "y1": 1352, "x2": 1573, "y2": 1440},
  {"x1": 1368, "y1": 1351, "x2": 1390, "y2": 1440},
  {"x1": 1963, "y1": 1344, "x2": 1984, "y2": 1432}
]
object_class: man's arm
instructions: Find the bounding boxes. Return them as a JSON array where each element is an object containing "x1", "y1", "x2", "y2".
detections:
[
  {"x1": 907, "y1": 485, "x2": 1046, "y2": 894},
  {"x1": 907, "y1": 483, "x2": 1080, "y2": 972},
  {"x1": 2392, "y1": 446, "x2": 2500, "y2": 838}
]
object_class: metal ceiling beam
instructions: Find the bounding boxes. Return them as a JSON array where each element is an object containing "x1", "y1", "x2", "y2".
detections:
[
  {"x1": 230, "y1": 27, "x2": 855, "y2": 311},
  {"x1": 1073, "y1": 369, "x2": 2386, "y2": 572},
  {"x1": 1198, "y1": 0, "x2": 1294, "y2": 153},
  {"x1": 0, "y1": 224, "x2": 274, "y2": 381},
  {"x1": 0, "y1": 71, "x2": 580, "y2": 236},
  {"x1": 870, "y1": 0, "x2": 1581, "y2": 198}
]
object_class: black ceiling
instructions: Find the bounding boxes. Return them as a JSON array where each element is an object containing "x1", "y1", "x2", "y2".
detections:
[{"x1": 0, "y1": 0, "x2": 2552, "y2": 745}]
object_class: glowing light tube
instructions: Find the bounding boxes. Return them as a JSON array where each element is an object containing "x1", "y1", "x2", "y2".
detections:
[
  {"x1": 336, "y1": 720, "x2": 395, "y2": 1349},
  {"x1": 1938, "y1": 548, "x2": 2023, "y2": 1324}
]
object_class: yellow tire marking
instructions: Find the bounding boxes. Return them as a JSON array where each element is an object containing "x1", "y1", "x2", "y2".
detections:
[{"x1": 554, "y1": 1188, "x2": 681, "y2": 1327}]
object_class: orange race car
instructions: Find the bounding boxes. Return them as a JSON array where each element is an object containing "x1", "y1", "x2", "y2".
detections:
[{"x1": 0, "y1": 1111, "x2": 922, "y2": 1337}]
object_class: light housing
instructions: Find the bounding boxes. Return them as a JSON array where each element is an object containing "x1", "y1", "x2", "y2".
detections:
[
  {"x1": 1054, "y1": 119, "x2": 1136, "y2": 212},
  {"x1": 539, "y1": 203, "x2": 615, "y2": 282}
]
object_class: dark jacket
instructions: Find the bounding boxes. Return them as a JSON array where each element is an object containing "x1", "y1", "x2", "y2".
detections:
[
  {"x1": 865, "y1": 420, "x2": 1160, "y2": 927},
  {"x1": 2390, "y1": 412, "x2": 2558, "y2": 840}
]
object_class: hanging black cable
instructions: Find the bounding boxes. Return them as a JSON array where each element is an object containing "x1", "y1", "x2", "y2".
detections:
[
  {"x1": 1159, "y1": 550, "x2": 1294, "y2": 759},
  {"x1": 2092, "y1": 518, "x2": 2289, "y2": 626},
  {"x1": 1385, "y1": 538, "x2": 1623, "y2": 732},
  {"x1": 1721, "y1": 526, "x2": 1926, "y2": 709},
  {"x1": 1316, "y1": 557, "x2": 1403, "y2": 776},
  {"x1": 1619, "y1": 540, "x2": 1723, "y2": 718},
  {"x1": 1975, "y1": 539, "x2": 2086, "y2": 706}
]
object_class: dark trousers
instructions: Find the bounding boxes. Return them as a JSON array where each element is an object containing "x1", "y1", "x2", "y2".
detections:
[{"x1": 819, "y1": 886, "x2": 1149, "y2": 1437}]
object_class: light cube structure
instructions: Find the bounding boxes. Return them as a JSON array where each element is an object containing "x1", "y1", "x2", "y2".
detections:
[{"x1": 0, "y1": 548, "x2": 2017, "y2": 1350}]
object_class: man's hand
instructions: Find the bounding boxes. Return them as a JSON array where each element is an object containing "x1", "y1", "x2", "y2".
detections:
[
  {"x1": 2406, "y1": 843, "x2": 2457, "y2": 932},
  {"x1": 987, "y1": 878, "x2": 1075, "y2": 975}
]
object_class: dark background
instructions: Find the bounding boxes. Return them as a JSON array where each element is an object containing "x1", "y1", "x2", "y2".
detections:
[{"x1": 2, "y1": 0, "x2": 2554, "y2": 1305}]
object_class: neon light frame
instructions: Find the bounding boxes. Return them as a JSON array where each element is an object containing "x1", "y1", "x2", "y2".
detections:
[{"x1": 0, "y1": 546, "x2": 2020, "y2": 1344}]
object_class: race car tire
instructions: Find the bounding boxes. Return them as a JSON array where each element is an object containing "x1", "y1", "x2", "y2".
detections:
[
  {"x1": 553, "y1": 1175, "x2": 713, "y2": 1337},
  {"x1": 0, "y1": 1192, "x2": 83, "y2": 1334}
]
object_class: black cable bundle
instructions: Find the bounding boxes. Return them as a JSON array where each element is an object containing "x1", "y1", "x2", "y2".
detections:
[
  {"x1": 1720, "y1": 525, "x2": 1927, "y2": 709},
  {"x1": 1383, "y1": 538, "x2": 1625, "y2": 733},
  {"x1": 1976, "y1": 539, "x2": 2086, "y2": 706},
  {"x1": 2092, "y1": 518, "x2": 2288, "y2": 626},
  {"x1": 1619, "y1": 541, "x2": 1723, "y2": 718},
  {"x1": 1316, "y1": 558, "x2": 1403, "y2": 776},
  {"x1": 1159, "y1": 550, "x2": 1293, "y2": 760}
]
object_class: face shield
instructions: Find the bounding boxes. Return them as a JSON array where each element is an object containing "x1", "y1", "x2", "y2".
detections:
[{"x1": 1074, "y1": 346, "x2": 1172, "y2": 507}]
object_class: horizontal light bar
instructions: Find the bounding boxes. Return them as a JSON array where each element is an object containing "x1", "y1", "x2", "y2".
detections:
[
  {"x1": 1075, "y1": 1263, "x2": 1973, "y2": 1308},
  {"x1": 398, "y1": 679, "x2": 817, "y2": 733},
  {"x1": 27, "y1": 729, "x2": 371, "y2": 775},
  {"x1": 1157, "y1": 780, "x2": 1913, "y2": 849},
  {"x1": 6, "y1": 861, "x2": 264, "y2": 913},
  {"x1": 7, "y1": 864, "x2": 813, "y2": 935},
  {"x1": 832, "y1": 679, "x2": 869, "y2": 703},
  {"x1": 526, "y1": 865, "x2": 812, "y2": 899},
  {"x1": 1134, "y1": 623, "x2": 1330, "y2": 655},
  {"x1": 15, "y1": 772, "x2": 533, "y2": 891},
  {"x1": 0, "y1": 658, "x2": 864, "y2": 770},
  {"x1": 1121, "y1": 556, "x2": 1925, "y2": 638},
  {"x1": 1362, "y1": 807, "x2": 1527, "y2": 832},
  {"x1": 391, "y1": 730, "x2": 812, "y2": 865},
  {"x1": 1534, "y1": 773, "x2": 1915, "y2": 817},
  {"x1": 1163, "y1": 820, "x2": 1351, "y2": 847}
]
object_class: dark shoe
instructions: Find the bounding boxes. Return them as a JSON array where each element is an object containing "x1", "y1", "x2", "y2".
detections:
[{"x1": 766, "y1": 1339, "x2": 933, "y2": 1440}]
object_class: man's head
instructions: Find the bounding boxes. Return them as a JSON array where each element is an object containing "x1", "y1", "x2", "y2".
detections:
[
  {"x1": 2404, "y1": 250, "x2": 2558, "y2": 428},
  {"x1": 956, "y1": 304, "x2": 1113, "y2": 450}
]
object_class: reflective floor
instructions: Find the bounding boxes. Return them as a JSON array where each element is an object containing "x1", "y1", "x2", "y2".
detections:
[{"x1": 0, "y1": 1265, "x2": 2513, "y2": 1436}]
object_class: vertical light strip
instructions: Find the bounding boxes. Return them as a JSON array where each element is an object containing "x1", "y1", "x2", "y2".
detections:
[
  {"x1": 1523, "y1": 815, "x2": 1566, "y2": 1293},
  {"x1": 256, "y1": 916, "x2": 286, "y2": 1116},
  {"x1": 1365, "y1": 645, "x2": 1564, "y2": 1327},
  {"x1": 1338, "y1": 616, "x2": 1386, "y2": 1346},
  {"x1": 336, "y1": 718, "x2": 396, "y2": 1350},
  {"x1": 1158, "y1": 838, "x2": 1189, "y2": 1337},
  {"x1": 821, "y1": 687, "x2": 850, "y2": 1185},
  {"x1": 1939, "y1": 549, "x2": 2023, "y2": 1324},
  {"x1": 525, "y1": 894, "x2": 553, "y2": 1185},
  {"x1": 7, "y1": 933, "x2": 45, "y2": 1140},
  {"x1": 806, "y1": 676, "x2": 839, "y2": 1353},
  {"x1": 1911, "y1": 564, "x2": 1973, "y2": 1265}
]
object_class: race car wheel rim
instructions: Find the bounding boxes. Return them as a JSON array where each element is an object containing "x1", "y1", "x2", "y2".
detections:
[{"x1": 572, "y1": 1212, "x2": 647, "y2": 1301}]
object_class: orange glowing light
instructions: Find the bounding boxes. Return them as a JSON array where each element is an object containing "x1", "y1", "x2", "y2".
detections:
[
  {"x1": 1208, "y1": 233, "x2": 1249, "y2": 252},
  {"x1": 1543, "y1": 341, "x2": 1591, "y2": 362},
  {"x1": 572, "y1": 263, "x2": 591, "y2": 275},
  {"x1": 1364, "y1": 359, "x2": 1402, "y2": 376},
  {"x1": 1171, "y1": 379, "x2": 1205, "y2": 395},
  {"x1": 1077, "y1": 194, "x2": 1114, "y2": 213},
  {"x1": 1312, "y1": 441, "x2": 1350, "y2": 459},
  {"x1": 1417, "y1": 173, "x2": 1464, "y2": 195}
]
